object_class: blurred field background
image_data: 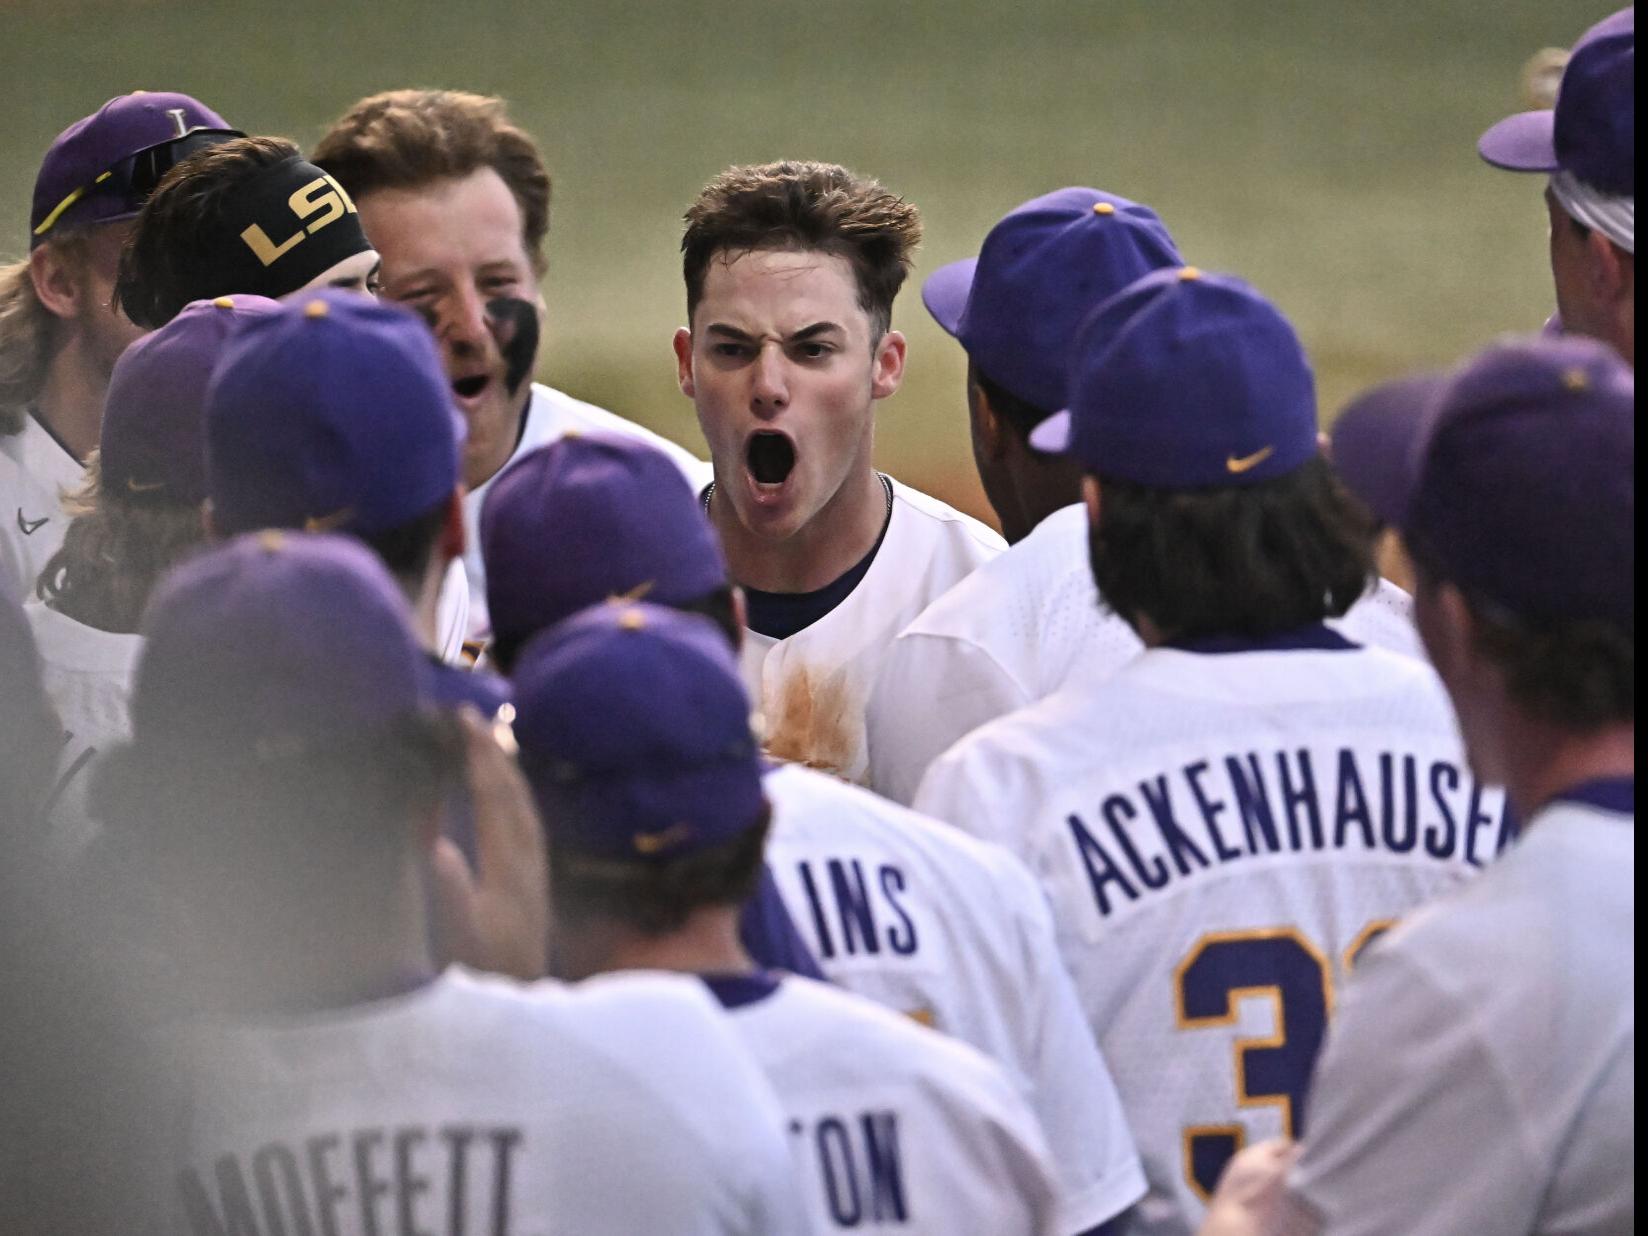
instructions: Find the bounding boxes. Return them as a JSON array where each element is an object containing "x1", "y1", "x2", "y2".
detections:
[{"x1": 0, "y1": 0, "x2": 1599, "y2": 526}]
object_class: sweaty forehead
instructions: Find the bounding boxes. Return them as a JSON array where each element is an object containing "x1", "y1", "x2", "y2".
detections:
[
  {"x1": 695, "y1": 247, "x2": 867, "y2": 332},
  {"x1": 357, "y1": 168, "x2": 532, "y2": 281}
]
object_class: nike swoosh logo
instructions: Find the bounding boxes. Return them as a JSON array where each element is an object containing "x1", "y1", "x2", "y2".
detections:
[
  {"x1": 1226, "y1": 445, "x2": 1276, "y2": 474},
  {"x1": 16, "y1": 509, "x2": 48, "y2": 535},
  {"x1": 127, "y1": 477, "x2": 166, "y2": 494}
]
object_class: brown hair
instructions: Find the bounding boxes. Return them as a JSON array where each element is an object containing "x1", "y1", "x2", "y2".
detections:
[
  {"x1": 314, "y1": 90, "x2": 552, "y2": 275},
  {"x1": 114, "y1": 136, "x2": 303, "y2": 329},
  {"x1": 37, "y1": 452, "x2": 208, "y2": 634},
  {"x1": 0, "y1": 232, "x2": 89, "y2": 434},
  {"x1": 682, "y1": 160, "x2": 922, "y2": 338}
]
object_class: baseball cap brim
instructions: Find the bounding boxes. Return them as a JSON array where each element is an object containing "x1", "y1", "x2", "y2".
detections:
[
  {"x1": 1477, "y1": 109, "x2": 1559, "y2": 173},
  {"x1": 921, "y1": 257, "x2": 978, "y2": 337},
  {"x1": 1329, "y1": 372, "x2": 1446, "y2": 527},
  {"x1": 1028, "y1": 409, "x2": 1073, "y2": 454}
]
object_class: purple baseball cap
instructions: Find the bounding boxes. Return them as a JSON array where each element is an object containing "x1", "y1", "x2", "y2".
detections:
[
  {"x1": 1332, "y1": 333, "x2": 1632, "y2": 628},
  {"x1": 512, "y1": 602, "x2": 765, "y2": 861},
  {"x1": 1478, "y1": 8, "x2": 1633, "y2": 195},
  {"x1": 1031, "y1": 266, "x2": 1319, "y2": 486},
  {"x1": 100, "y1": 295, "x2": 281, "y2": 508},
  {"x1": 131, "y1": 531, "x2": 425, "y2": 765},
  {"x1": 923, "y1": 187, "x2": 1183, "y2": 416},
  {"x1": 480, "y1": 433, "x2": 728, "y2": 656},
  {"x1": 205, "y1": 290, "x2": 465, "y2": 537},
  {"x1": 30, "y1": 91, "x2": 235, "y2": 245}
]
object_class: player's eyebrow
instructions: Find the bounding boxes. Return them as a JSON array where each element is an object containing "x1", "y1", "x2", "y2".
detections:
[
  {"x1": 703, "y1": 322, "x2": 844, "y2": 343},
  {"x1": 786, "y1": 321, "x2": 843, "y2": 343}
]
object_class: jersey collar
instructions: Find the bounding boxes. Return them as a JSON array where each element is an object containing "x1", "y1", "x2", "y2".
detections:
[
  {"x1": 1163, "y1": 623, "x2": 1359, "y2": 656},
  {"x1": 1550, "y1": 776, "x2": 1634, "y2": 817},
  {"x1": 701, "y1": 970, "x2": 783, "y2": 1010}
]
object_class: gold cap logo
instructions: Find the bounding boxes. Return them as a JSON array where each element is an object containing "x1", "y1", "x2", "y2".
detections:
[
  {"x1": 1226, "y1": 444, "x2": 1276, "y2": 474},
  {"x1": 633, "y1": 822, "x2": 693, "y2": 855}
]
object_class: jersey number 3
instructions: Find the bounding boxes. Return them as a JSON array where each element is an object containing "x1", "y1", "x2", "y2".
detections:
[{"x1": 1174, "y1": 923, "x2": 1390, "y2": 1201}]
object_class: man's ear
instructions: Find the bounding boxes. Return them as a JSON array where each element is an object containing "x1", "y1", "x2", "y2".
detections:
[
  {"x1": 1588, "y1": 230, "x2": 1635, "y2": 304},
  {"x1": 969, "y1": 375, "x2": 1009, "y2": 462},
  {"x1": 440, "y1": 486, "x2": 467, "y2": 561},
  {"x1": 870, "y1": 330, "x2": 907, "y2": 401},
  {"x1": 1413, "y1": 578, "x2": 1477, "y2": 686},
  {"x1": 29, "y1": 242, "x2": 83, "y2": 321},
  {"x1": 672, "y1": 328, "x2": 696, "y2": 399},
  {"x1": 1082, "y1": 473, "x2": 1103, "y2": 531}
]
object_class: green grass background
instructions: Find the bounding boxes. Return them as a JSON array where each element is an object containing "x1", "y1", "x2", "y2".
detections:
[{"x1": 0, "y1": 0, "x2": 1599, "y2": 524}]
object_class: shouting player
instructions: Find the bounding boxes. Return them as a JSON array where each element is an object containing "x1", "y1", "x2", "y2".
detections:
[
  {"x1": 314, "y1": 89, "x2": 708, "y2": 645},
  {"x1": 674, "y1": 160, "x2": 1004, "y2": 781},
  {"x1": 1217, "y1": 334, "x2": 1633, "y2": 1236},
  {"x1": 914, "y1": 267, "x2": 1508, "y2": 1235},
  {"x1": 1478, "y1": 7, "x2": 1633, "y2": 365},
  {"x1": 481, "y1": 431, "x2": 1147, "y2": 1233},
  {"x1": 1, "y1": 91, "x2": 230, "y2": 596},
  {"x1": 94, "y1": 530, "x2": 812, "y2": 1233},
  {"x1": 512, "y1": 600, "x2": 1061, "y2": 1235}
]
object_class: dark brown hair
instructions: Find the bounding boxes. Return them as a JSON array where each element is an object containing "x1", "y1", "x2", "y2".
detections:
[
  {"x1": 682, "y1": 160, "x2": 921, "y2": 338},
  {"x1": 314, "y1": 90, "x2": 552, "y2": 274},
  {"x1": 549, "y1": 811, "x2": 770, "y2": 938},
  {"x1": 1088, "y1": 456, "x2": 1377, "y2": 641}
]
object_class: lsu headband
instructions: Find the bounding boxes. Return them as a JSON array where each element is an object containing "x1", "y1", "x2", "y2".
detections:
[
  {"x1": 1550, "y1": 170, "x2": 1635, "y2": 254},
  {"x1": 202, "y1": 156, "x2": 374, "y2": 298}
]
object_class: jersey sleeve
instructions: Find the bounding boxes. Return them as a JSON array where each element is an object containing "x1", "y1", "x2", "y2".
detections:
[
  {"x1": 866, "y1": 632, "x2": 1033, "y2": 807},
  {"x1": 996, "y1": 852, "x2": 1147, "y2": 1233},
  {"x1": 911, "y1": 735, "x2": 1023, "y2": 854},
  {"x1": 1287, "y1": 943, "x2": 1540, "y2": 1236}
]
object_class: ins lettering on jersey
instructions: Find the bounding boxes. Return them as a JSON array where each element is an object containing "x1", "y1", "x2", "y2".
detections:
[
  {"x1": 180, "y1": 1125, "x2": 523, "y2": 1236},
  {"x1": 1067, "y1": 747, "x2": 1511, "y2": 920},
  {"x1": 792, "y1": 859, "x2": 918, "y2": 962}
]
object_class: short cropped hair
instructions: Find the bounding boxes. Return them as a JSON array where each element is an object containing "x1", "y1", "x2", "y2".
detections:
[
  {"x1": 681, "y1": 161, "x2": 921, "y2": 338},
  {"x1": 549, "y1": 811, "x2": 770, "y2": 938},
  {"x1": 114, "y1": 136, "x2": 302, "y2": 329},
  {"x1": 1088, "y1": 456, "x2": 1377, "y2": 640},
  {"x1": 314, "y1": 90, "x2": 552, "y2": 275}
]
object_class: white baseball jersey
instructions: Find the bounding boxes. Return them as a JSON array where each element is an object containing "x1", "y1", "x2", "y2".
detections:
[
  {"x1": 743, "y1": 479, "x2": 1004, "y2": 783},
  {"x1": 0, "y1": 413, "x2": 82, "y2": 598},
  {"x1": 913, "y1": 631, "x2": 1510, "y2": 1236},
  {"x1": 25, "y1": 598, "x2": 141, "y2": 858},
  {"x1": 461, "y1": 383, "x2": 711, "y2": 642},
  {"x1": 433, "y1": 559, "x2": 469, "y2": 664},
  {"x1": 1287, "y1": 780, "x2": 1633, "y2": 1236},
  {"x1": 868, "y1": 502, "x2": 1426, "y2": 805},
  {"x1": 172, "y1": 966, "x2": 812, "y2": 1235},
  {"x1": 706, "y1": 971, "x2": 1058, "y2": 1235},
  {"x1": 764, "y1": 762, "x2": 1146, "y2": 1233}
]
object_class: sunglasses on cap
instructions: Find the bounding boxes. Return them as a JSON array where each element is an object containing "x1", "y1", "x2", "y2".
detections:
[{"x1": 33, "y1": 126, "x2": 247, "y2": 240}]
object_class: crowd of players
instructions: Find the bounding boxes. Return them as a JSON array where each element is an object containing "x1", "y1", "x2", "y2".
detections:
[{"x1": 0, "y1": 8, "x2": 1632, "y2": 1234}]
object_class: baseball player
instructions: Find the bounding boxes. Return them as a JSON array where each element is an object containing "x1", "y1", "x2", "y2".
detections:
[
  {"x1": 114, "y1": 135, "x2": 381, "y2": 328},
  {"x1": 673, "y1": 160, "x2": 1004, "y2": 782},
  {"x1": 26, "y1": 294, "x2": 279, "y2": 856},
  {"x1": 1478, "y1": 7, "x2": 1633, "y2": 365},
  {"x1": 313, "y1": 89, "x2": 710, "y2": 647},
  {"x1": 914, "y1": 268, "x2": 1509, "y2": 1236},
  {"x1": 1, "y1": 91, "x2": 231, "y2": 597},
  {"x1": 93, "y1": 531, "x2": 812, "y2": 1234},
  {"x1": 512, "y1": 599, "x2": 1062, "y2": 1235},
  {"x1": 480, "y1": 431, "x2": 1148, "y2": 1234},
  {"x1": 1216, "y1": 334, "x2": 1633, "y2": 1236},
  {"x1": 867, "y1": 188, "x2": 1426, "y2": 806}
]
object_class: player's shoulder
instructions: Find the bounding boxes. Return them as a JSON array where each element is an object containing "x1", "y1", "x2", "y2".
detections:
[
  {"x1": 526, "y1": 383, "x2": 711, "y2": 484},
  {"x1": 766, "y1": 762, "x2": 1037, "y2": 887},
  {"x1": 886, "y1": 475, "x2": 1006, "y2": 558},
  {"x1": 24, "y1": 597, "x2": 143, "y2": 673}
]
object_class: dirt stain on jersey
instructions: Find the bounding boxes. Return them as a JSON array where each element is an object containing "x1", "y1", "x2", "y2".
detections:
[{"x1": 763, "y1": 666, "x2": 858, "y2": 779}]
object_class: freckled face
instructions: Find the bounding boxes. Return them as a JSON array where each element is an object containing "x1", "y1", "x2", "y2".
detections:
[{"x1": 674, "y1": 249, "x2": 904, "y2": 543}]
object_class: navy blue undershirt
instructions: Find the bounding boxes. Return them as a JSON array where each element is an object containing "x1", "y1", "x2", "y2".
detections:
[
  {"x1": 738, "y1": 478, "x2": 894, "y2": 642},
  {"x1": 1163, "y1": 623, "x2": 1360, "y2": 655},
  {"x1": 1551, "y1": 776, "x2": 1634, "y2": 816},
  {"x1": 701, "y1": 970, "x2": 784, "y2": 1010}
]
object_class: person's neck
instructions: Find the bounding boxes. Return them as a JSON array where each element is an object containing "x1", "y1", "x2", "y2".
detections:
[
  {"x1": 463, "y1": 384, "x2": 533, "y2": 492},
  {"x1": 715, "y1": 459, "x2": 886, "y2": 594},
  {"x1": 1000, "y1": 458, "x2": 1081, "y2": 546},
  {"x1": 1499, "y1": 715, "x2": 1634, "y2": 824},
  {"x1": 34, "y1": 333, "x2": 107, "y2": 462},
  {"x1": 559, "y1": 907, "x2": 752, "y2": 982}
]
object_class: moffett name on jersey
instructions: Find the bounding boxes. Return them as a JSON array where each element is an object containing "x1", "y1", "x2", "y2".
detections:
[
  {"x1": 180, "y1": 1124, "x2": 524, "y2": 1236},
  {"x1": 1068, "y1": 748, "x2": 1511, "y2": 919}
]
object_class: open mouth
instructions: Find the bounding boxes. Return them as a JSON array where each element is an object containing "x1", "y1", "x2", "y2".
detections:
[
  {"x1": 746, "y1": 431, "x2": 796, "y2": 485},
  {"x1": 452, "y1": 374, "x2": 490, "y2": 400}
]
